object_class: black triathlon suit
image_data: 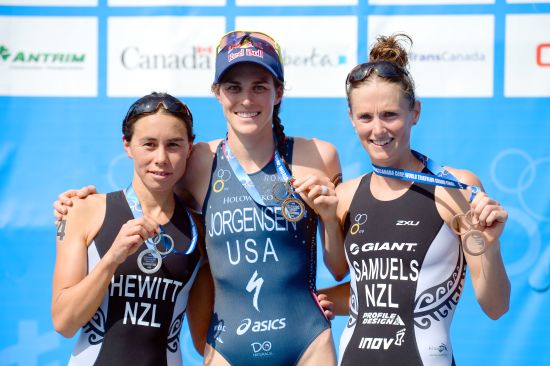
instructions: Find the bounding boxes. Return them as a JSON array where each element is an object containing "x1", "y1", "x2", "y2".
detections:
[
  {"x1": 69, "y1": 191, "x2": 201, "y2": 366},
  {"x1": 338, "y1": 172, "x2": 465, "y2": 366}
]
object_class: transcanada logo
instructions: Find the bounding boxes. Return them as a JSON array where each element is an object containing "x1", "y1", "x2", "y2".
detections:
[
  {"x1": 410, "y1": 51, "x2": 486, "y2": 63},
  {"x1": 0, "y1": 45, "x2": 86, "y2": 68}
]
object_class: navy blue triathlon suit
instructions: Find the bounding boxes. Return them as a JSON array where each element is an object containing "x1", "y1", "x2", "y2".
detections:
[
  {"x1": 338, "y1": 172, "x2": 465, "y2": 366},
  {"x1": 69, "y1": 191, "x2": 201, "y2": 366},
  {"x1": 204, "y1": 138, "x2": 330, "y2": 365}
]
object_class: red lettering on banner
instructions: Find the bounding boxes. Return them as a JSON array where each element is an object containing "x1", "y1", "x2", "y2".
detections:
[
  {"x1": 537, "y1": 44, "x2": 550, "y2": 67},
  {"x1": 196, "y1": 46, "x2": 212, "y2": 54}
]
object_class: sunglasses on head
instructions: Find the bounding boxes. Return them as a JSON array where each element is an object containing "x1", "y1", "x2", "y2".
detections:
[
  {"x1": 123, "y1": 94, "x2": 193, "y2": 125},
  {"x1": 345, "y1": 61, "x2": 408, "y2": 93},
  {"x1": 216, "y1": 30, "x2": 283, "y2": 64}
]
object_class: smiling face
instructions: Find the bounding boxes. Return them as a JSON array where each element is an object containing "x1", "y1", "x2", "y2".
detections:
[
  {"x1": 124, "y1": 110, "x2": 192, "y2": 192},
  {"x1": 214, "y1": 62, "x2": 283, "y2": 138},
  {"x1": 348, "y1": 77, "x2": 420, "y2": 168}
]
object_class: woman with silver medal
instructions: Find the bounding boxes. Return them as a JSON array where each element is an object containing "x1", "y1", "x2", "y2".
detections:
[
  {"x1": 52, "y1": 93, "x2": 211, "y2": 365},
  {"x1": 321, "y1": 34, "x2": 511, "y2": 365}
]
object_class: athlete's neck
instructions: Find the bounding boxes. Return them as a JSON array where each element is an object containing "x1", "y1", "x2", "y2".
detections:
[
  {"x1": 371, "y1": 150, "x2": 424, "y2": 199},
  {"x1": 131, "y1": 176, "x2": 175, "y2": 224},
  {"x1": 226, "y1": 128, "x2": 276, "y2": 173}
]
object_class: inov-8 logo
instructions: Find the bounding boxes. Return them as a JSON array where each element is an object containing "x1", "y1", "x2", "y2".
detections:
[{"x1": 358, "y1": 329, "x2": 405, "y2": 350}]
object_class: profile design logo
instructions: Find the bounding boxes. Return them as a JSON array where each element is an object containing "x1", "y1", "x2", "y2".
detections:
[{"x1": 536, "y1": 44, "x2": 550, "y2": 67}]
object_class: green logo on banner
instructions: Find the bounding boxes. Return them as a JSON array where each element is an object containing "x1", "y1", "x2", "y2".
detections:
[
  {"x1": 0, "y1": 44, "x2": 86, "y2": 65},
  {"x1": 0, "y1": 45, "x2": 10, "y2": 61}
]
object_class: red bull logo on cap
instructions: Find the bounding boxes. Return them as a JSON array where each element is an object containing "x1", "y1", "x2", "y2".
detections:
[{"x1": 227, "y1": 48, "x2": 264, "y2": 62}]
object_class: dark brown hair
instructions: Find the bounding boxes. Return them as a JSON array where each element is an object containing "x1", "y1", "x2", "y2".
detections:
[
  {"x1": 346, "y1": 33, "x2": 416, "y2": 109},
  {"x1": 123, "y1": 92, "x2": 195, "y2": 142}
]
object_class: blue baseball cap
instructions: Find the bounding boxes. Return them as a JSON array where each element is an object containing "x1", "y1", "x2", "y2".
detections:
[{"x1": 214, "y1": 31, "x2": 284, "y2": 84}]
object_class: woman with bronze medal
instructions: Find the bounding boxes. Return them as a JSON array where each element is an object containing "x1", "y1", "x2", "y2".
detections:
[
  {"x1": 53, "y1": 31, "x2": 345, "y2": 365},
  {"x1": 321, "y1": 34, "x2": 511, "y2": 365},
  {"x1": 52, "y1": 93, "x2": 212, "y2": 365}
]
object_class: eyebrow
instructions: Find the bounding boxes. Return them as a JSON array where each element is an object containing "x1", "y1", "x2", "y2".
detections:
[
  {"x1": 138, "y1": 137, "x2": 186, "y2": 142},
  {"x1": 225, "y1": 77, "x2": 271, "y2": 84}
]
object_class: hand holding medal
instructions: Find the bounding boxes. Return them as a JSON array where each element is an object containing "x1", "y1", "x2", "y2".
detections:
[
  {"x1": 292, "y1": 175, "x2": 338, "y2": 223},
  {"x1": 125, "y1": 185, "x2": 198, "y2": 274},
  {"x1": 272, "y1": 178, "x2": 306, "y2": 222},
  {"x1": 452, "y1": 191, "x2": 508, "y2": 256},
  {"x1": 108, "y1": 216, "x2": 160, "y2": 267}
]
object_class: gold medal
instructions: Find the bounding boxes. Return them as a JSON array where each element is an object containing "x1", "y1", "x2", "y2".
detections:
[{"x1": 281, "y1": 197, "x2": 305, "y2": 222}]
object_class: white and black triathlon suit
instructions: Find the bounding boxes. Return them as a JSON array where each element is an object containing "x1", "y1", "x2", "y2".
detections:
[
  {"x1": 68, "y1": 191, "x2": 201, "y2": 366},
  {"x1": 338, "y1": 171, "x2": 465, "y2": 366}
]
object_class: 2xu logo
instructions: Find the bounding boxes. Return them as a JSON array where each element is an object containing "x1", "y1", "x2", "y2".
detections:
[
  {"x1": 251, "y1": 341, "x2": 272, "y2": 353},
  {"x1": 236, "y1": 318, "x2": 286, "y2": 336},
  {"x1": 396, "y1": 220, "x2": 420, "y2": 226}
]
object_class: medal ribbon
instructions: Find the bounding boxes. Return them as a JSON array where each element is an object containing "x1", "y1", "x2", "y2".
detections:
[
  {"x1": 222, "y1": 135, "x2": 304, "y2": 210},
  {"x1": 371, "y1": 150, "x2": 481, "y2": 203},
  {"x1": 124, "y1": 184, "x2": 198, "y2": 255}
]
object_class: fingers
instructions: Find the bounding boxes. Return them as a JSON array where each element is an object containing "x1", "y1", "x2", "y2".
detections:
[
  {"x1": 77, "y1": 185, "x2": 97, "y2": 198},
  {"x1": 293, "y1": 175, "x2": 335, "y2": 199},
  {"x1": 292, "y1": 175, "x2": 317, "y2": 194},
  {"x1": 317, "y1": 293, "x2": 335, "y2": 321},
  {"x1": 58, "y1": 190, "x2": 77, "y2": 206},
  {"x1": 53, "y1": 207, "x2": 65, "y2": 222},
  {"x1": 470, "y1": 192, "x2": 507, "y2": 227},
  {"x1": 135, "y1": 216, "x2": 161, "y2": 240}
]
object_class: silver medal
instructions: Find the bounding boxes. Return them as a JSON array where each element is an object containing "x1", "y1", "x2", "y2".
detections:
[{"x1": 137, "y1": 248, "x2": 162, "y2": 274}]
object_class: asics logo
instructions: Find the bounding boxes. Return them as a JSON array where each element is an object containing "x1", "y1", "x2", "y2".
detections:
[{"x1": 236, "y1": 317, "x2": 286, "y2": 336}]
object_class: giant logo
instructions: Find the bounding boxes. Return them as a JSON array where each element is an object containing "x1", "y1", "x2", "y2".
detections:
[{"x1": 349, "y1": 242, "x2": 418, "y2": 255}]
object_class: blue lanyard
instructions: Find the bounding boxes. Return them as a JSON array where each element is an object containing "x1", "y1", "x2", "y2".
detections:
[
  {"x1": 222, "y1": 135, "x2": 302, "y2": 207},
  {"x1": 371, "y1": 150, "x2": 481, "y2": 203},
  {"x1": 124, "y1": 184, "x2": 198, "y2": 255}
]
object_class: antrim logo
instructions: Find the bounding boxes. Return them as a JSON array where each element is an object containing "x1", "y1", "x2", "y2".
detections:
[
  {"x1": 0, "y1": 45, "x2": 86, "y2": 68},
  {"x1": 0, "y1": 45, "x2": 9, "y2": 61}
]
